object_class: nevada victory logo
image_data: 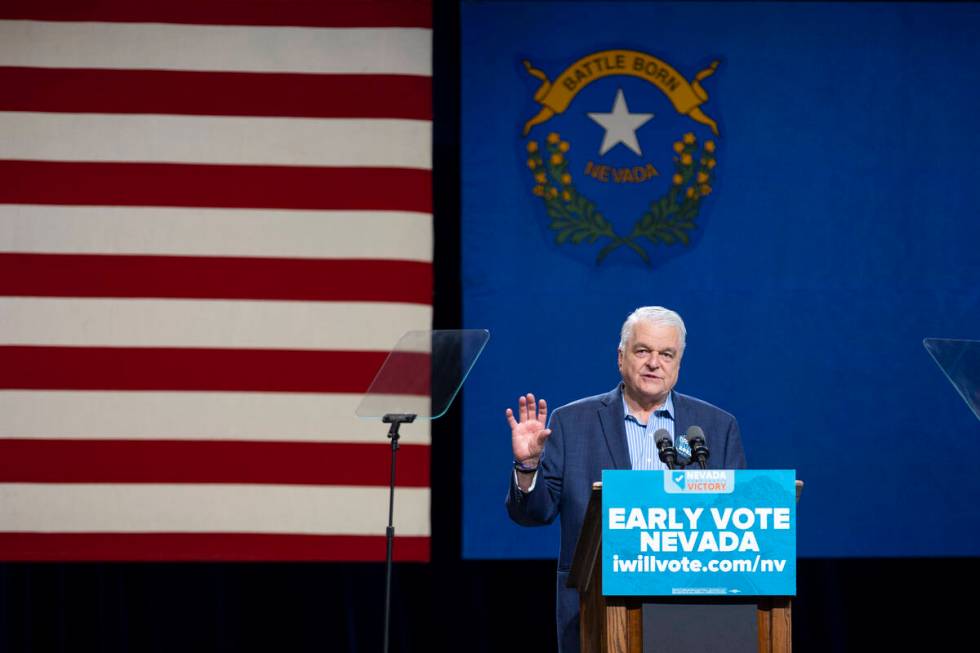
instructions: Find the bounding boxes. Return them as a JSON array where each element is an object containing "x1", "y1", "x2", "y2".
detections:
[{"x1": 521, "y1": 49, "x2": 722, "y2": 266}]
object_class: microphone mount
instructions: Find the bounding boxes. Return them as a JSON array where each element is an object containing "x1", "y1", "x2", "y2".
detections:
[
  {"x1": 687, "y1": 425, "x2": 710, "y2": 470},
  {"x1": 654, "y1": 429, "x2": 677, "y2": 470}
]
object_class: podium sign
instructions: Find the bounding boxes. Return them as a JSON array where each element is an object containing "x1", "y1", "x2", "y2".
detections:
[{"x1": 602, "y1": 470, "x2": 796, "y2": 597}]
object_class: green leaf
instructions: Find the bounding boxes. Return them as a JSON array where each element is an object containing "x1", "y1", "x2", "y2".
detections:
[
  {"x1": 624, "y1": 239, "x2": 651, "y2": 264},
  {"x1": 596, "y1": 242, "x2": 618, "y2": 264}
]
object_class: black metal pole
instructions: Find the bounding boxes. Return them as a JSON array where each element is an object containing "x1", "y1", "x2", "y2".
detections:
[{"x1": 381, "y1": 413, "x2": 416, "y2": 653}]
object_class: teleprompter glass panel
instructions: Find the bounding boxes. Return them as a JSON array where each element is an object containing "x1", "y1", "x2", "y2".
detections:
[
  {"x1": 924, "y1": 338, "x2": 980, "y2": 421},
  {"x1": 356, "y1": 329, "x2": 490, "y2": 419}
]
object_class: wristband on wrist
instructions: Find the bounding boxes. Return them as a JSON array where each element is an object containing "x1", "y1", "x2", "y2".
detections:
[{"x1": 514, "y1": 460, "x2": 539, "y2": 474}]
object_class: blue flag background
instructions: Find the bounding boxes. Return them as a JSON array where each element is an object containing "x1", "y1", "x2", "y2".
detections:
[{"x1": 461, "y1": 1, "x2": 980, "y2": 559}]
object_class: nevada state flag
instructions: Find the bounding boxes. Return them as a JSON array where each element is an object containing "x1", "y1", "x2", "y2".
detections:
[{"x1": 460, "y1": 2, "x2": 980, "y2": 561}]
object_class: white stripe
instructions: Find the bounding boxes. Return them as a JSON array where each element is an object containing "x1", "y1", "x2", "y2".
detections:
[
  {"x1": 0, "y1": 21, "x2": 431, "y2": 75},
  {"x1": 0, "y1": 112, "x2": 431, "y2": 169},
  {"x1": 0, "y1": 391, "x2": 431, "y2": 444},
  {"x1": 0, "y1": 298, "x2": 432, "y2": 350},
  {"x1": 0, "y1": 205, "x2": 432, "y2": 262},
  {"x1": 0, "y1": 484, "x2": 429, "y2": 536}
]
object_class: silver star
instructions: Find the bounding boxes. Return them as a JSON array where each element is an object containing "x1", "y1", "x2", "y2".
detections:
[{"x1": 587, "y1": 89, "x2": 653, "y2": 156}]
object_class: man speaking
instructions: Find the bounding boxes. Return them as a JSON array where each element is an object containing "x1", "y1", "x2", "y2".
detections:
[{"x1": 505, "y1": 306, "x2": 747, "y2": 653}]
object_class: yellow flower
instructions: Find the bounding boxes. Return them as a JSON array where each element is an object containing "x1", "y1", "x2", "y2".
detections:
[
  {"x1": 559, "y1": 141, "x2": 570, "y2": 152},
  {"x1": 548, "y1": 186, "x2": 558, "y2": 199},
  {"x1": 527, "y1": 158, "x2": 537, "y2": 169},
  {"x1": 535, "y1": 172, "x2": 547, "y2": 184},
  {"x1": 683, "y1": 132, "x2": 696, "y2": 145},
  {"x1": 562, "y1": 190, "x2": 572, "y2": 202},
  {"x1": 527, "y1": 141, "x2": 539, "y2": 153},
  {"x1": 705, "y1": 141, "x2": 716, "y2": 153},
  {"x1": 700, "y1": 184, "x2": 712, "y2": 196},
  {"x1": 697, "y1": 171, "x2": 708, "y2": 184},
  {"x1": 707, "y1": 159, "x2": 716, "y2": 169},
  {"x1": 561, "y1": 173, "x2": 572, "y2": 185},
  {"x1": 547, "y1": 132, "x2": 560, "y2": 144},
  {"x1": 533, "y1": 185, "x2": 545, "y2": 197},
  {"x1": 550, "y1": 153, "x2": 563, "y2": 166},
  {"x1": 681, "y1": 153, "x2": 693, "y2": 166},
  {"x1": 672, "y1": 174, "x2": 683, "y2": 185},
  {"x1": 673, "y1": 141, "x2": 684, "y2": 154},
  {"x1": 686, "y1": 187, "x2": 696, "y2": 199}
]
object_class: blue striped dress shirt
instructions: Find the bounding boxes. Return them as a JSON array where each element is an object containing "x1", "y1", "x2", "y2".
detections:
[{"x1": 623, "y1": 391, "x2": 674, "y2": 471}]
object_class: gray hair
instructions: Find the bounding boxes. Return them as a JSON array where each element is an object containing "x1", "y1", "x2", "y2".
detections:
[{"x1": 618, "y1": 306, "x2": 687, "y2": 353}]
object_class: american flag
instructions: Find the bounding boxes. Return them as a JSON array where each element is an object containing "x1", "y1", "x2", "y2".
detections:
[{"x1": 0, "y1": 0, "x2": 433, "y2": 561}]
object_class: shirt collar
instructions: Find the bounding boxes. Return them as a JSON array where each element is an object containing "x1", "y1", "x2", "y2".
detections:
[{"x1": 621, "y1": 388, "x2": 675, "y2": 424}]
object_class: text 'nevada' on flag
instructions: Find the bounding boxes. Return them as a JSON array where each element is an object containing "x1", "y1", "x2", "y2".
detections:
[{"x1": 0, "y1": 0, "x2": 434, "y2": 561}]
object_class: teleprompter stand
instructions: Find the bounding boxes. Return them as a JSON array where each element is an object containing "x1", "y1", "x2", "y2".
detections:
[
  {"x1": 356, "y1": 330, "x2": 490, "y2": 653},
  {"x1": 381, "y1": 412, "x2": 415, "y2": 652}
]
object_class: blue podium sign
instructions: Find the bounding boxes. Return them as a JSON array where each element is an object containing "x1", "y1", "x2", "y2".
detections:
[{"x1": 602, "y1": 470, "x2": 796, "y2": 597}]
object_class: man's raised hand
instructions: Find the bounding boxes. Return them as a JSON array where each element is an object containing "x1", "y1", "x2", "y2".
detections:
[{"x1": 506, "y1": 393, "x2": 552, "y2": 469}]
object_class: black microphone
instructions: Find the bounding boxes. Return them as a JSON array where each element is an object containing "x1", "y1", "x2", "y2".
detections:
[
  {"x1": 687, "y1": 425, "x2": 710, "y2": 469},
  {"x1": 653, "y1": 428, "x2": 677, "y2": 470}
]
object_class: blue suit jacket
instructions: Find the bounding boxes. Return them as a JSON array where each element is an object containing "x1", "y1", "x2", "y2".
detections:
[{"x1": 506, "y1": 385, "x2": 747, "y2": 653}]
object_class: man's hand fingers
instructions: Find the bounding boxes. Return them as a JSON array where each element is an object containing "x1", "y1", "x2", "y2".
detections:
[
  {"x1": 513, "y1": 393, "x2": 548, "y2": 427},
  {"x1": 505, "y1": 407, "x2": 518, "y2": 430},
  {"x1": 535, "y1": 429, "x2": 552, "y2": 448}
]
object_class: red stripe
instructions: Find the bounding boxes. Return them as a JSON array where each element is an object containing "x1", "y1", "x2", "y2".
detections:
[
  {"x1": 0, "y1": 253, "x2": 432, "y2": 304},
  {"x1": 0, "y1": 68, "x2": 431, "y2": 119},
  {"x1": 0, "y1": 533, "x2": 430, "y2": 561},
  {"x1": 0, "y1": 161, "x2": 432, "y2": 213},
  {"x1": 0, "y1": 347, "x2": 430, "y2": 393},
  {"x1": 368, "y1": 349, "x2": 432, "y2": 396},
  {"x1": 0, "y1": 0, "x2": 432, "y2": 28},
  {"x1": 0, "y1": 439, "x2": 430, "y2": 486}
]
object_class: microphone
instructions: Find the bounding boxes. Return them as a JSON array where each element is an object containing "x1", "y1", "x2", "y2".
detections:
[
  {"x1": 674, "y1": 432, "x2": 692, "y2": 468},
  {"x1": 687, "y1": 425, "x2": 710, "y2": 469},
  {"x1": 653, "y1": 428, "x2": 677, "y2": 470}
]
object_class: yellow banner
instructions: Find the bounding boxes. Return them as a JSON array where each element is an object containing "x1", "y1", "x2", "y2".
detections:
[{"x1": 523, "y1": 50, "x2": 719, "y2": 136}]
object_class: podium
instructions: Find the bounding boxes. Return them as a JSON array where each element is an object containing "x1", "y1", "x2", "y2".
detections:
[{"x1": 568, "y1": 480, "x2": 798, "y2": 653}]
